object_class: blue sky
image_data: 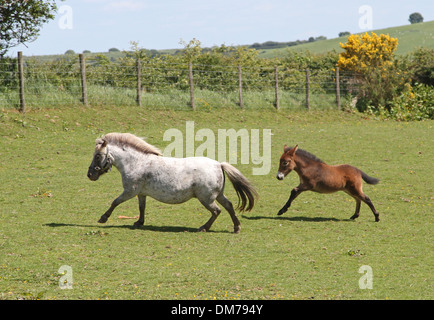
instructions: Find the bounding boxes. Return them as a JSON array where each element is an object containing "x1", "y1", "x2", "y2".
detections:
[{"x1": 10, "y1": 0, "x2": 434, "y2": 56}]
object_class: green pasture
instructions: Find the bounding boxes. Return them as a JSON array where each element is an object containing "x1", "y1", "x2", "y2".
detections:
[
  {"x1": 259, "y1": 20, "x2": 434, "y2": 58},
  {"x1": 0, "y1": 106, "x2": 432, "y2": 300}
]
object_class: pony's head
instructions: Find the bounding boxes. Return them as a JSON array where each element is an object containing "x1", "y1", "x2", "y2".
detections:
[
  {"x1": 276, "y1": 144, "x2": 298, "y2": 180},
  {"x1": 87, "y1": 138, "x2": 112, "y2": 181}
]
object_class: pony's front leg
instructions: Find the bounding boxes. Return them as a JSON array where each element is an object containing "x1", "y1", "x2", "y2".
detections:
[
  {"x1": 98, "y1": 191, "x2": 136, "y2": 223},
  {"x1": 278, "y1": 186, "x2": 304, "y2": 215},
  {"x1": 134, "y1": 195, "x2": 146, "y2": 227}
]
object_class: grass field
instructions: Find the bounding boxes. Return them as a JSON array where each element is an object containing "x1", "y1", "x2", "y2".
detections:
[
  {"x1": 0, "y1": 106, "x2": 432, "y2": 300},
  {"x1": 259, "y1": 20, "x2": 434, "y2": 58}
]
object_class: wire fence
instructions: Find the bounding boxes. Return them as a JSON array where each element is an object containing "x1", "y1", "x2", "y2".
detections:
[{"x1": 0, "y1": 52, "x2": 359, "y2": 112}]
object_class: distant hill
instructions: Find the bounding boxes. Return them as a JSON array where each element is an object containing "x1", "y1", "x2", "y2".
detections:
[
  {"x1": 258, "y1": 20, "x2": 434, "y2": 58},
  {"x1": 24, "y1": 20, "x2": 433, "y2": 61}
]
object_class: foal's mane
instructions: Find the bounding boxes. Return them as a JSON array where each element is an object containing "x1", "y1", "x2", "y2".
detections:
[
  {"x1": 286, "y1": 146, "x2": 324, "y2": 164},
  {"x1": 100, "y1": 133, "x2": 162, "y2": 156}
]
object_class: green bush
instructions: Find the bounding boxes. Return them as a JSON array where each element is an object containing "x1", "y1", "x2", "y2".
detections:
[{"x1": 367, "y1": 83, "x2": 433, "y2": 120}]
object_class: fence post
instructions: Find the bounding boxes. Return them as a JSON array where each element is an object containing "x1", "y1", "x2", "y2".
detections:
[
  {"x1": 188, "y1": 62, "x2": 195, "y2": 110},
  {"x1": 335, "y1": 66, "x2": 341, "y2": 110},
  {"x1": 17, "y1": 51, "x2": 25, "y2": 113},
  {"x1": 305, "y1": 68, "x2": 310, "y2": 110},
  {"x1": 136, "y1": 59, "x2": 142, "y2": 106},
  {"x1": 274, "y1": 66, "x2": 279, "y2": 110},
  {"x1": 238, "y1": 64, "x2": 243, "y2": 109},
  {"x1": 79, "y1": 54, "x2": 88, "y2": 106}
]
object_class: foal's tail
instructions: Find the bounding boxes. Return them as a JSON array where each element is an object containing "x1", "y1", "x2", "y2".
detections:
[
  {"x1": 360, "y1": 170, "x2": 380, "y2": 185},
  {"x1": 221, "y1": 162, "x2": 258, "y2": 212}
]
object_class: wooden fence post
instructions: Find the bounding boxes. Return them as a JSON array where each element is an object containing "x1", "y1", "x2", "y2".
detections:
[
  {"x1": 335, "y1": 66, "x2": 341, "y2": 110},
  {"x1": 136, "y1": 59, "x2": 142, "y2": 106},
  {"x1": 238, "y1": 64, "x2": 243, "y2": 109},
  {"x1": 274, "y1": 66, "x2": 279, "y2": 110},
  {"x1": 188, "y1": 62, "x2": 195, "y2": 110},
  {"x1": 17, "y1": 51, "x2": 25, "y2": 113},
  {"x1": 79, "y1": 54, "x2": 88, "y2": 106},
  {"x1": 305, "y1": 68, "x2": 310, "y2": 110}
]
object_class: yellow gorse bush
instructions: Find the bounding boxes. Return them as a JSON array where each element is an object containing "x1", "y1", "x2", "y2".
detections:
[{"x1": 337, "y1": 32, "x2": 398, "y2": 74}]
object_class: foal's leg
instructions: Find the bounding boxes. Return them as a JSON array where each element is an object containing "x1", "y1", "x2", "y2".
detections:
[
  {"x1": 277, "y1": 186, "x2": 305, "y2": 216},
  {"x1": 350, "y1": 199, "x2": 361, "y2": 220},
  {"x1": 98, "y1": 190, "x2": 136, "y2": 223},
  {"x1": 361, "y1": 194, "x2": 380, "y2": 222},
  {"x1": 198, "y1": 200, "x2": 221, "y2": 232},
  {"x1": 217, "y1": 193, "x2": 241, "y2": 234},
  {"x1": 346, "y1": 184, "x2": 380, "y2": 222},
  {"x1": 134, "y1": 195, "x2": 147, "y2": 227}
]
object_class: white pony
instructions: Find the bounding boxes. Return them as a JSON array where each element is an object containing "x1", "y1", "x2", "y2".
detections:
[{"x1": 87, "y1": 133, "x2": 257, "y2": 233}]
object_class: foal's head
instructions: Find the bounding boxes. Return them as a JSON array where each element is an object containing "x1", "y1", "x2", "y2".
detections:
[
  {"x1": 87, "y1": 138, "x2": 112, "y2": 181},
  {"x1": 276, "y1": 145, "x2": 298, "y2": 180}
]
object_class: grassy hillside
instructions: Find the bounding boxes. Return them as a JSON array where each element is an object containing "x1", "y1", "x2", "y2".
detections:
[
  {"x1": 25, "y1": 21, "x2": 434, "y2": 62},
  {"x1": 259, "y1": 20, "x2": 434, "y2": 58}
]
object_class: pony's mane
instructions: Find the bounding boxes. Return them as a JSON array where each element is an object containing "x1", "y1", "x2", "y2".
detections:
[
  {"x1": 100, "y1": 133, "x2": 162, "y2": 156},
  {"x1": 286, "y1": 146, "x2": 324, "y2": 164}
]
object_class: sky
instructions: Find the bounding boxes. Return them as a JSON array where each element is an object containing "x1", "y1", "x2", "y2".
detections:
[{"x1": 8, "y1": 0, "x2": 434, "y2": 57}]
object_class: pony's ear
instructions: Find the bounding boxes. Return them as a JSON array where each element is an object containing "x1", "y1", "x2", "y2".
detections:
[
  {"x1": 96, "y1": 138, "x2": 107, "y2": 149},
  {"x1": 284, "y1": 144, "x2": 288, "y2": 151},
  {"x1": 293, "y1": 144, "x2": 298, "y2": 153}
]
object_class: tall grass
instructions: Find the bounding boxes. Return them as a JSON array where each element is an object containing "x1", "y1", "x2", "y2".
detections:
[{"x1": 0, "y1": 85, "x2": 342, "y2": 111}]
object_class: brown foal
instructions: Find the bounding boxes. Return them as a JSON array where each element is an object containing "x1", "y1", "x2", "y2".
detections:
[{"x1": 276, "y1": 145, "x2": 380, "y2": 221}]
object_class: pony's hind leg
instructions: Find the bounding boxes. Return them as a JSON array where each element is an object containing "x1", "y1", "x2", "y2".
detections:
[
  {"x1": 198, "y1": 201, "x2": 221, "y2": 232},
  {"x1": 217, "y1": 193, "x2": 241, "y2": 234}
]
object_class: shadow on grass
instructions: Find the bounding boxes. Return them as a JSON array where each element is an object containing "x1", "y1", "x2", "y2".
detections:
[
  {"x1": 242, "y1": 215, "x2": 350, "y2": 222},
  {"x1": 43, "y1": 222, "x2": 232, "y2": 233}
]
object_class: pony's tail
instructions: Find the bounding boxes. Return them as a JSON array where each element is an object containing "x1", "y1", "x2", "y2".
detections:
[
  {"x1": 221, "y1": 162, "x2": 258, "y2": 212},
  {"x1": 361, "y1": 171, "x2": 380, "y2": 185}
]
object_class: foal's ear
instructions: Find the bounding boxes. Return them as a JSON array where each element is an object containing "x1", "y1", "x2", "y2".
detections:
[{"x1": 287, "y1": 144, "x2": 298, "y2": 156}]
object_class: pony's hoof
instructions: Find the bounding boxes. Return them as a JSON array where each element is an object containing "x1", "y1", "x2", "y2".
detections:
[
  {"x1": 133, "y1": 221, "x2": 144, "y2": 227},
  {"x1": 98, "y1": 215, "x2": 108, "y2": 223},
  {"x1": 234, "y1": 226, "x2": 241, "y2": 234},
  {"x1": 198, "y1": 226, "x2": 208, "y2": 232},
  {"x1": 277, "y1": 209, "x2": 285, "y2": 216}
]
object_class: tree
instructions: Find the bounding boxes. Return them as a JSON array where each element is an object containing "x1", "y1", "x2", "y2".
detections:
[
  {"x1": 409, "y1": 12, "x2": 423, "y2": 24},
  {"x1": 339, "y1": 31, "x2": 351, "y2": 37},
  {"x1": 0, "y1": 0, "x2": 59, "y2": 57}
]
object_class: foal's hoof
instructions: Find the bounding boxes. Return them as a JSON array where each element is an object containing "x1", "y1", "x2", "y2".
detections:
[
  {"x1": 98, "y1": 215, "x2": 108, "y2": 223},
  {"x1": 234, "y1": 226, "x2": 241, "y2": 234},
  {"x1": 277, "y1": 209, "x2": 286, "y2": 216}
]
